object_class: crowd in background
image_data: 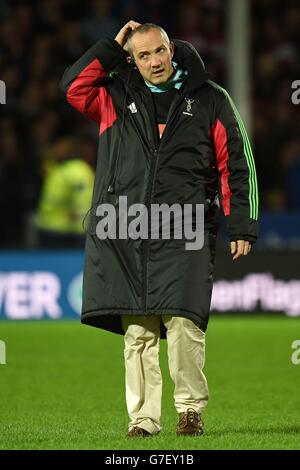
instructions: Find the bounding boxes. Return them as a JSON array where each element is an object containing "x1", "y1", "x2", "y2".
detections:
[{"x1": 0, "y1": 0, "x2": 300, "y2": 247}]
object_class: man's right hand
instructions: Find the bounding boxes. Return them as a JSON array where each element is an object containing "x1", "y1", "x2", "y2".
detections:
[{"x1": 115, "y1": 20, "x2": 141, "y2": 49}]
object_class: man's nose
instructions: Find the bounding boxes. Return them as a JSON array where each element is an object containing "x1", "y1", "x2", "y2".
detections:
[{"x1": 151, "y1": 55, "x2": 162, "y2": 68}]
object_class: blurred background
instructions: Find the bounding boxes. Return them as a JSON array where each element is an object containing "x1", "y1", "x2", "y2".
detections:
[{"x1": 0, "y1": 0, "x2": 300, "y2": 320}]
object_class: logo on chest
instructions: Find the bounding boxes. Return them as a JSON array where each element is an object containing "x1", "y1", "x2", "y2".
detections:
[{"x1": 183, "y1": 97, "x2": 195, "y2": 116}]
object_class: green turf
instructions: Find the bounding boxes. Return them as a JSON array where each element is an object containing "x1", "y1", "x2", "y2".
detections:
[{"x1": 0, "y1": 315, "x2": 300, "y2": 450}]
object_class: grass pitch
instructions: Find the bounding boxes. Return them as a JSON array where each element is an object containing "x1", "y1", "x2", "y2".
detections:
[{"x1": 0, "y1": 315, "x2": 300, "y2": 450}]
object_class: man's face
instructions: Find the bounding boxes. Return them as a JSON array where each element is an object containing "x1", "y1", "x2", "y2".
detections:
[{"x1": 130, "y1": 29, "x2": 174, "y2": 85}]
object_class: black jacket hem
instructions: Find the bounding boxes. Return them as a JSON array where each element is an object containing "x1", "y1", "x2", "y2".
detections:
[{"x1": 81, "y1": 308, "x2": 208, "y2": 338}]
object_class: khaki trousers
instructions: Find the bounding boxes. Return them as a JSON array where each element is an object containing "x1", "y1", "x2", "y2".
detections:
[{"x1": 121, "y1": 315, "x2": 208, "y2": 435}]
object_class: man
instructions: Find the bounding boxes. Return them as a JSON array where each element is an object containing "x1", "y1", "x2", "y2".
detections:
[
  {"x1": 36, "y1": 136, "x2": 95, "y2": 248},
  {"x1": 60, "y1": 21, "x2": 258, "y2": 438}
]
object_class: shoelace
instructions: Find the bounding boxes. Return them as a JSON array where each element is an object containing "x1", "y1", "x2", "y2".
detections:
[
  {"x1": 179, "y1": 410, "x2": 199, "y2": 427},
  {"x1": 187, "y1": 410, "x2": 199, "y2": 424}
]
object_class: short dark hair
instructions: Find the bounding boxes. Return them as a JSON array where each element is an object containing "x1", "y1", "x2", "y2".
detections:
[{"x1": 126, "y1": 23, "x2": 170, "y2": 59}]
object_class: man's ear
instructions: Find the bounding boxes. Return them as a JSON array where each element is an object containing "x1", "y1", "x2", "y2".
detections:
[
  {"x1": 170, "y1": 41, "x2": 174, "y2": 59},
  {"x1": 126, "y1": 55, "x2": 137, "y2": 69}
]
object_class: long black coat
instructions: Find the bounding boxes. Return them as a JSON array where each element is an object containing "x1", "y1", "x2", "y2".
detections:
[{"x1": 60, "y1": 38, "x2": 259, "y2": 337}]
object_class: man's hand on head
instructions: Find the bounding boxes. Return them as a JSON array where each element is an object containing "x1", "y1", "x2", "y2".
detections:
[
  {"x1": 230, "y1": 240, "x2": 252, "y2": 261},
  {"x1": 115, "y1": 20, "x2": 141, "y2": 49}
]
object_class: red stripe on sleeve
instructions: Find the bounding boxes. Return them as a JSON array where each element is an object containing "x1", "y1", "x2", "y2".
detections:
[
  {"x1": 211, "y1": 119, "x2": 232, "y2": 216},
  {"x1": 99, "y1": 88, "x2": 117, "y2": 135},
  {"x1": 66, "y1": 58, "x2": 116, "y2": 132}
]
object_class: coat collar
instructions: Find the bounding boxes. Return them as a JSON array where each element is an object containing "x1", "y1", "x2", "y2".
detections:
[{"x1": 172, "y1": 39, "x2": 212, "y2": 93}]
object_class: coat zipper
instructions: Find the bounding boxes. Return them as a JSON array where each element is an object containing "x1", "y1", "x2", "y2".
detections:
[
  {"x1": 142, "y1": 146, "x2": 158, "y2": 313},
  {"x1": 143, "y1": 93, "x2": 184, "y2": 314}
]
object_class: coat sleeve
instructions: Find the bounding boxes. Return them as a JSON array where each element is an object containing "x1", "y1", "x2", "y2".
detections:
[
  {"x1": 211, "y1": 83, "x2": 259, "y2": 243},
  {"x1": 59, "y1": 38, "x2": 127, "y2": 122}
]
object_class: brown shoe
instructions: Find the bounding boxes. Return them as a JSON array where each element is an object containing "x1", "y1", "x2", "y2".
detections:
[
  {"x1": 176, "y1": 408, "x2": 204, "y2": 436},
  {"x1": 127, "y1": 426, "x2": 151, "y2": 437}
]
